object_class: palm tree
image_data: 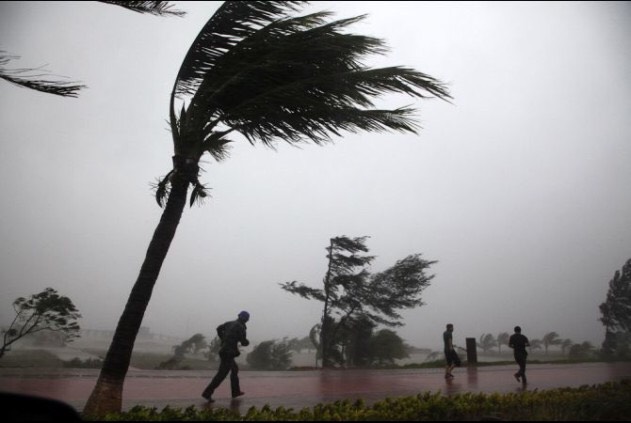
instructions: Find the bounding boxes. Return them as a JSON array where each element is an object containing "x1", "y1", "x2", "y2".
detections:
[
  {"x1": 542, "y1": 331, "x2": 562, "y2": 355},
  {"x1": 529, "y1": 338, "x2": 543, "y2": 352},
  {"x1": 83, "y1": 1, "x2": 451, "y2": 416},
  {"x1": 497, "y1": 332, "x2": 510, "y2": 355},
  {"x1": 478, "y1": 333, "x2": 496, "y2": 354},
  {"x1": 1, "y1": 2, "x2": 182, "y2": 97}
]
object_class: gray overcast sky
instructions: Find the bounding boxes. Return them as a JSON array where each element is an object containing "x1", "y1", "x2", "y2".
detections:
[{"x1": 1, "y1": 1, "x2": 630, "y2": 350}]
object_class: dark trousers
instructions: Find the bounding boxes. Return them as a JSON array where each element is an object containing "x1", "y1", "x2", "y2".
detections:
[
  {"x1": 445, "y1": 349, "x2": 461, "y2": 367},
  {"x1": 202, "y1": 353, "x2": 241, "y2": 397},
  {"x1": 514, "y1": 352, "x2": 527, "y2": 381}
]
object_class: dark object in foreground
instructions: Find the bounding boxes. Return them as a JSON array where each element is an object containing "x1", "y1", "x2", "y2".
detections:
[{"x1": 0, "y1": 391, "x2": 82, "y2": 421}]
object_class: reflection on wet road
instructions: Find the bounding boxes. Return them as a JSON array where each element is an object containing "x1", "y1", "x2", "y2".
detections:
[{"x1": 1, "y1": 362, "x2": 630, "y2": 413}]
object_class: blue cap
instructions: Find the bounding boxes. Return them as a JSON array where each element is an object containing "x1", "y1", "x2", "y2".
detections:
[{"x1": 238, "y1": 311, "x2": 250, "y2": 321}]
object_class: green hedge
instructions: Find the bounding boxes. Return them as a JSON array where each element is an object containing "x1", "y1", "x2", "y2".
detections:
[{"x1": 95, "y1": 379, "x2": 631, "y2": 421}]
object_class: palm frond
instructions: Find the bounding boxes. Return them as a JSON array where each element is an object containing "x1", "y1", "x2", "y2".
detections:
[
  {"x1": 200, "y1": 130, "x2": 234, "y2": 162},
  {"x1": 171, "y1": 2, "x2": 452, "y2": 159},
  {"x1": 0, "y1": 52, "x2": 86, "y2": 98},
  {"x1": 99, "y1": 1, "x2": 185, "y2": 17},
  {"x1": 152, "y1": 170, "x2": 173, "y2": 207},
  {"x1": 189, "y1": 181, "x2": 210, "y2": 207},
  {"x1": 173, "y1": 1, "x2": 306, "y2": 97}
]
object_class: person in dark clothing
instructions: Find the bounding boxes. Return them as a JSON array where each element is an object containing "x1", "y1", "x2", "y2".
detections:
[
  {"x1": 509, "y1": 325, "x2": 530, "y2": 384},
  {"x1": 443, "y1": 323, "x2": 460, "y2": 378},
  {"x1": 202, "y1": 311, "x2": 250, "y2": 402}
]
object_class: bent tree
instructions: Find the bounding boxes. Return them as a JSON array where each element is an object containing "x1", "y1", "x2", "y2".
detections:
[
  {"x1": 0, "y1": 288, "x2": 81, "y2": 359},
  {"x1": 84, "y1": 1, "x2": 451, "y2": 416},
  {"x1": 600, "y1": 258, "x2": 631, "y2": 358},
  {"x1": 281, "y1": 236, "x2": 436, "y2": 367}
]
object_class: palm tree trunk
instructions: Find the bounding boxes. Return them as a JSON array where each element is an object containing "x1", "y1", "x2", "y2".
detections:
[{"x1": 83, "y1": 157, "x2": 195, "y2": 417}]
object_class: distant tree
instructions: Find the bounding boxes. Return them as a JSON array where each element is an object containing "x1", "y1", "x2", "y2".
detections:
[
  {"x1": 300, "y1": 336, "x2": 316, "y2": 352},
  {"x1": 182, "y1": 333, "x2": 208, "y2": 355},
  {"x1": 342, "y1": 315, "x2": 376, "y2": 367},
  {"x1": 292, "y1": 336, "x2": 315, "y2": 353},
  {"x1": 63, "y1": 357, "x2": 104, "y2": 369},
  {"x1": 1, "y1": 288, "x2": 81, "y2": 359},
  {"x1": 22, "y1": 330, "x2": 69, "y2": 347},
  {"x1": 285, "y1": 337, "x2": 299, "y2": 353},
  {"x1": 308, "y1": 325, "x2": 320, "y2": 350},
  {"x1": 607, "y1": 332, "x2": 630, "y2": 359},
  {"x1": 282, "y1": 236, "x2": 372, "y2": 367},
  {"x1": 477, "y1": 333, "x2": 496, "y2": 353},
  {"x1": 542, "y1": 331, "x2": 563, "y2": 355},
  {"x1": 281, "y1": 236, "x2": 435, "y2": 367},
  {"x1": 310, "y1": 316, "x2": 408, "y2": 368},
  {"x1": 560, "y1": 338, "x2": 574, "y2": 356},
  {"x1": 568, "y1": 341, "x2": 595, "y2": 360},
  {"x1": 158, "y1": 333, "x2": 207, "y2": 369},
  {"x1": 369, "y1": 329, "x2": 409, "y2": 366},
  {"x1": 204, "y1": 336, "x2": 222, "y2": 363},
  {"x1": 309, "y1": 323, "x2": 322, "y2": 368},
  {"x1": 529, "y1": 338, "x2": 543, "y2": 351},
  {"x1": 320, "y1": 316, "x2": 346, "y2": 366},
  {"x1": 172, "y1": 333, "x2": 207, "y2": 357},
  {"x1": 599, "y1": 258, "x2": 631, "y2": 358},
  {"x1": 496, "y1": 332, "x2": 510, "y2": 354},
  {"x1": 246, "y1": 339, "x2": 292, "y2": 370},
  {"x1": 602, "y1": 331, "x2": 631, "y2": 360}
]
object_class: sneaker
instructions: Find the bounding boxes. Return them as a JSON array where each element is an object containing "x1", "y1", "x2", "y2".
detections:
[
  {"x1": 232, "y1": 391, "x2": 245, "y2": 398},
  {"x1": 445, "y1": 373, "x2": 454, "y2": 378},
  {"x1": 514, "y1": 373, "x2": 521, "y2": 382},
  {"x1": 202, "y1": 392, "x2": 214, "y2": 402}
]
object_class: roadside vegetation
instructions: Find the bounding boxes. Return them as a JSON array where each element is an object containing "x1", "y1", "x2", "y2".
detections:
[{"x1": 95, "y1": 380, "x2": 631, "y2": 421}]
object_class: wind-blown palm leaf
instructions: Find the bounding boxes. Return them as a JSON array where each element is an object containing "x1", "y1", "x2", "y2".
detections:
[
  {"x1": 170, "y1": 1, "x2": 451, "y2": 168},
  {"x1": 2, "y1": 3, "x2": 180, "y2": 98},
  {"x1": 0, "y1": 52, "x2": 85, "y2": 97},
  {"x1": 99, "y1": 1, "x2": 185, "y2": 16},
  {"x1": 173, "y1": 1, "x2": 306, "y2": 98}
]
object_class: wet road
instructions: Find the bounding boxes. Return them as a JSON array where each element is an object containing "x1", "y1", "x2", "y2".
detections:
[{"x1": 1, "y1": 362, "x2": 630, "y2": 414}]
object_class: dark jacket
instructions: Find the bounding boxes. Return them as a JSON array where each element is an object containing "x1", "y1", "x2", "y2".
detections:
[
  {"x1": 217, "y1": 319, "x2": 249, "y2": 358},
  {"x1": 509, "y1": 333, "x2": 530, "y2": 356}
]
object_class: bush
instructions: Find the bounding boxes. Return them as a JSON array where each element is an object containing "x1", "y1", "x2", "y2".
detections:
[
  {"x1": 246, "y1": 339, "x2": 292, "y2": 370},
  {"x1": 94, "y1": 380, "x2": 631, "y2": 421}
]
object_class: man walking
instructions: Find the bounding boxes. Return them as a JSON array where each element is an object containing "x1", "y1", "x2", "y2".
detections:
[
  {"x1": 443, "y1": 323, "x2": 460, "y2": 378},
  {"x1": 509, "y1": 325, "x2": 530, "y2": 384},
  {"x1": 202, "y1": 311, "x2": 250, "y2": 402}
]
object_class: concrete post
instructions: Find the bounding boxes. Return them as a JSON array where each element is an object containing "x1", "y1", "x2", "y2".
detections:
[{"x1": 466, "y1": 337, "x2": 477, "y2": 365}]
